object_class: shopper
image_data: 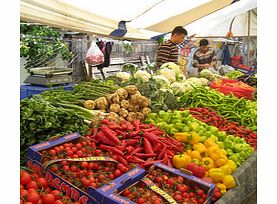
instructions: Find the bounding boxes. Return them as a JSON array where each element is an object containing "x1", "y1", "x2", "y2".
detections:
[
  {"x1": 192, "y1": 38, "x2": 217, "y2": 74},
  {"x1": 156, "y1": 26, "x2": 188, "y2": 68}
]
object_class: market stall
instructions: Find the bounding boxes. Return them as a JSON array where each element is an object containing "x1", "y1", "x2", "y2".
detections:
[{"x1": 20, "y1": 1, "x2": 257, "y2": 204}]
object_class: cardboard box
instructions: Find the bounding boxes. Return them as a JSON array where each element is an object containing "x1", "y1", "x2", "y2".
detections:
[
  {"x1": 26, "y1": 132, "x2": 146, "y2": 204},
  {"x1": 103, "y1": 162, "x2": 216, "y2": 204},
  {"x1": 27, "y1": 158, "x2": 100, "y2": 204},
  {"x1": 27, "y1": 132, "x2": 82, "y2": 163}
]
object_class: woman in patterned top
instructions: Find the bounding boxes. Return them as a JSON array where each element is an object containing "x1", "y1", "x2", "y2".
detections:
[
  {"x1": 156, "y1": 26, "x2": 188, "y2": 68},
  {"x1": 192, "y1": 39, "x2": 217, "y2": 74}
]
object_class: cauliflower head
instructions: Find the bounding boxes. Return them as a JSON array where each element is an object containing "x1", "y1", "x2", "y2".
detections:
[{"x1": 134, "y1": 70, "x2": 151, "y2": 82}]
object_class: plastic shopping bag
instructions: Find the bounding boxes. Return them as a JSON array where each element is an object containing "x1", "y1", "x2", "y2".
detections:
[{"x1": 85, "y1": 41, "x2": 104, "y2": 65}]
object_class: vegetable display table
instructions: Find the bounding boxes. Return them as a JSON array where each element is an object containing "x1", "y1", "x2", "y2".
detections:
[
  {"x1": 216, "y1": 151, "x2": 257, "y2": 204},
  {"x1": 20, "y1": 83, "x2": 74, "y2": 100}
]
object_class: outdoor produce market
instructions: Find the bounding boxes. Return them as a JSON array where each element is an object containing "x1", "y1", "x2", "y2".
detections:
[{"x1": 18, "y1": 0, "x2": 258, "y2": 204}]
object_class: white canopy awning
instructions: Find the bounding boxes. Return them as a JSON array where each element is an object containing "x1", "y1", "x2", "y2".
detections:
[
  {"x1": 20, "y1": 0, "x2": 236, "y2": 39},
  {"x1": 185, "y1": 0, "x2": 257, "y2": 37}
]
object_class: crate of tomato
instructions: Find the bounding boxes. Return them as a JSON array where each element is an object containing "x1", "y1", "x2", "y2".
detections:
[
  {"x1": 102, "y1": 162, "x2": 216, "y2": 204},
  {"x1": 27, "y1": 132, "x2": 146, "y2": 204}
]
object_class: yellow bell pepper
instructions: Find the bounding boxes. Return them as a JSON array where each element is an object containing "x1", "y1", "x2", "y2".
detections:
[
  {"x1": 216, "y1": 183, "x2": 227, "y2": 194},
  {"x1": 174, "y1": 132, "x2": 189, "y2": 142},
  {"x1": 218, "y1": 149, "x2": 227, "y2": 156},
  {"x1": 207, "y1": 145, "x2": 220, "y2": 156},
  {"x1": 185, "y1": 131, "x2": 201, "y2": 145},
  {"x1": 220, "y1": 165, "x2": 232, "y2": 175},
  {"x1": 190, "y1": 150, "x2": 202, "y2": 160},
  {"x1": 208, "y1": 168, "x2": 225, "y2": 182},
  {"x1": 193, "y1": 143, "x2": 207, "y2": 154},
  {"x1": 204, "y1": 138, "x2": 217, "y2": 148},
  {"x1": 226, "y1": 160, "x2": 237, "y2": 173},
  {"x1": 201, "y1": 157, "x2": 214, "y2": 170},
  {"x1": 172, "y1": 154, "x2": 191, "y2": 169},
  {"x1": 223, "y1": 175, "x2": 236, "y2": 189},
  {"x1": 186, "y1": 149, "x2": 192, "y2": 155},
  {"x1": 214, "y1": 155, "x2": 228, "y2": 167}
]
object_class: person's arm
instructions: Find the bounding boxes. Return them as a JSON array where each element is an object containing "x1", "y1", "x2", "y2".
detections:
[
  {"x1": 209, "y1": 51, "x2": 217, "y2": 69},
  {"x1": 192, "y1": 52, "x2": 210, "y2": 71}
]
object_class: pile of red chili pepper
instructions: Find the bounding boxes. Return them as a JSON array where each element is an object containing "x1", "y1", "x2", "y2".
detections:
[
  {"x1": 187, "y1": 107, "x2": 257, "y2": 149},
  {"x1": 85, "y1": 119, "x2": 183, "y2": 168}
]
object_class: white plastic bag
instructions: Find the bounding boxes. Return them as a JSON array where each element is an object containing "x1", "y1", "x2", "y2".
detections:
[{"x1": 85, "y1": 41, "x2": 104, "y2": 65}]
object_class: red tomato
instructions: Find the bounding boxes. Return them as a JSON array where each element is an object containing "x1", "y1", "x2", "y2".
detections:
[
  {"x1": 166, "y1": 178, "x2": 174, "y2": 185},
  {"x1": 26, "y1": 181, "x2": 38, "y2": 189},
  {"x1": 49, "y1": 149, "x2": 56, "y2": 156},
  {"x1": 81, "y1": 162, "x2": 88, "y2": 169},
  {"x1": 71, "y1": 147, "x2": 77, "y2": 153},
  {"x1": 94, "y1": 149, "x2": 101, "y2": 156},
  {"x1": 137, "y1": 198, "x2": 145, "y2": 204},
  {"x1": 72, "y1": 154, "x2": 79, "y2": 158},
  {"x1": 197, "y1": 189, "x2": 204, "y2": 197},
  {"x1": 76, "y1": 150, "x2": 83, "y2": 157},
  {"x1": 70, "y1": 166, "x2": 78, "y2": 172},
  {"x1": 197, "y1": 198, "x2": 205, "y2": 204},
  {"x1": 53, "y1": 200, "x2": 64, "y2": 204},
  {"x1": 54, "y1": 147, "x2": 61, "y2": 154},
  {"x1": 155, "y1": 176, "x2": 163, "y2": 183},
  {"x1": 20, "y1": 189, "x2": 28, "y2": 197},
  {"x1": 42, "y1": 194, "x2": 56, "y2": 204},
  {"x1": 20, "y1": 171, "x2": 32, "y2": 185},
  {"x1": 122, "y1": 189, "x2": 131, "y2": 196},
  {"x1": 114, "y1": 169, "x2": 122, "y2": 178},
  {"x1": 82, "y1": 179, "x2": 91, "y2": 187},
  {"x1": 174, "y1": 194, "x2": 183, "y2": 202},
  {"x1": 81, "y1": 141, "x2": 87, "y2": 146},
  {"x1": 20, "y1": 199, "x2": 24, "y2": 204},
  {"x1": 36, "y1": 178, "x2": 48, "y2": 189},
  {"x1": 27, "y1": 192, "x2": 40, "y2": 204},
  {"x1": 76, "y1": 143, "x2": 83, "y2": 149},
  {"x1": 108, "y1": 173, "x2": 115, "y2": 180},
  {"x1": 27, "y1": 188, "x2": 37, "y2": 193},
  {"x1": 51, "y1": 190, "x2": 62, "y2": 200},
  {"x1": 63, "y1": 165, "x2": 70, "y2": 171},
  {"x1": 37, "y1": 199, "x2": 43, "y2": 204}
]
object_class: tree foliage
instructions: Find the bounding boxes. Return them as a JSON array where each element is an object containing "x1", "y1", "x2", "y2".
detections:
[{"x1": 20, "y1": 23, "x2": 73, "y2": 70}]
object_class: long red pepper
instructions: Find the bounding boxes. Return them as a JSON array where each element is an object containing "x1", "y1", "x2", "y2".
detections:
[
  {"x1": 143, "y1": 132, "x2": 163, "y2": 144},
  {"x1": 101, "y1": 126, "x2": 121, "y2": 145},
  {"x1": 143, "y1": 138, "x2": 154, "y2": 154},
  {"x1": 97, "y1": 132, "x2": 117, "y2": 146},
  {"x1": 117, "y1": 155, "x2": 129, "y2": 167},
  {"x1": 153, "y1": 143, "x2": 162, "y2": 153},
  {"x1": 134, "y1": 153, "x2": 157, "y2": 158},
  {"x1": 157, "y1": 145, "x2": 167, "y2": 160},
  {"x1": 99, "y1": 144, "x2": 124, "y2": 156},
  {"x1": 142, "y1": 159, "x2": 163, "y2": 167}
]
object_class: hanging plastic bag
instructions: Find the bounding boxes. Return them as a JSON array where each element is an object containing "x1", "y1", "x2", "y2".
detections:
[{"x1": 85, "y1": 41, "x2": 104, "y2": 65}]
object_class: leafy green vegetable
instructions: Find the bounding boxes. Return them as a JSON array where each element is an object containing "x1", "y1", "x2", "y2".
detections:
[{"x1": 20, "y1": 96, "x2": 89, "y2": 165}]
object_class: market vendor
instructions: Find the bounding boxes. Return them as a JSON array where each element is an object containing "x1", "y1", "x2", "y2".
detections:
[
  {"x1": 156, "y1": 26, "x2": 188, "y2": 68},
  {"x1": 192, "y1": 39, "x2": 217, "y2": 74}
]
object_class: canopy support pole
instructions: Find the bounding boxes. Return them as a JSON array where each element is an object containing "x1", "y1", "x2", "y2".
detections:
[{"x1": 247, "y1": 10, "x2": 251, "y2": 66}]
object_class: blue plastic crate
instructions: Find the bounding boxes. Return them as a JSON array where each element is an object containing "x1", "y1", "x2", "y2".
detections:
[{"x1": 20, "y1": 83, "x2": 74, "y2": 100}]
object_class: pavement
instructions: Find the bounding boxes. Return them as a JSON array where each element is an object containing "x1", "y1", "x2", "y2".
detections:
[{"x1": 242, "y1": 191, "x2": 257, "y2": 204}]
